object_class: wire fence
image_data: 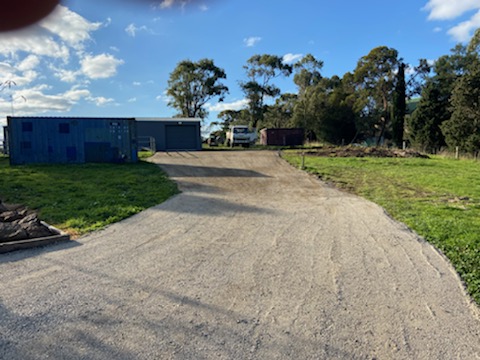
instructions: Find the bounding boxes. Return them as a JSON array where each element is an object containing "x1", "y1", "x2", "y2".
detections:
[{"x1": 137, "y1": 136, "x2": 156, "y2": 152}]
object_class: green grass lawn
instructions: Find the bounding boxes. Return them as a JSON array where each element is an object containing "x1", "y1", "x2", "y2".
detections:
[
  {"x1": 0, "y1": 156, "x2": 178, "y2": 237},
  {"x1": 283, "y1": 151, "x2": 480, "y2": 304}
]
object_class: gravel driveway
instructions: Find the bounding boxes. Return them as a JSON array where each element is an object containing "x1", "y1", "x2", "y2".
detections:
[{"x1": 1, "y1": 150, "x2": 479, "y2": 359}]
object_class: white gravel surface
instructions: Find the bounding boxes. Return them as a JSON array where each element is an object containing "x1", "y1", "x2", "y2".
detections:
[{"x1": 1, "y1": 150, "x2": 479, "y2": 359}]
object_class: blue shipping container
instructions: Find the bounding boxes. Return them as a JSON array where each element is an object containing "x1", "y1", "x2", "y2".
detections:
[{"x1": 7, "y1": 117, "x2": 138, "y2": 165}]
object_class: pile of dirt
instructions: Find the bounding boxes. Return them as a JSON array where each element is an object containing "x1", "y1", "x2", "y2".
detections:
[
  {"x1": 0, "y1": 200, "x2": 56, "y2": 243},
  {"x1": 304, "y1": 146, "x2": 429, "y2": 158}
]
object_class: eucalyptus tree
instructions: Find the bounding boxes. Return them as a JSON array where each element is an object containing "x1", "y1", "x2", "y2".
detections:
[
  {"x1": 290, "y1": 54, "x2": 324, "y2": 138},
  {"x1": 353, "y1": 46, "x2": 399, "y2": 145},
  {"x1": 293, "y1": 53, "x2": 323, "y2": 95},
  {"x1": 291, "y1": 74, "x2": 356, "y2": 144},
  {"x1": 262, "y1": 93, "x2": 297, "y2": 129},
  {"x1": 409, "y1": 44, "x2": 473, "y2": 152},
  {"x1": 441, "y1": 29, "x2": 480, "y2": 153},
  {"x1": 166, "y1": 58, "x2": 228, "y2": 119},
  {"x1": 240, "y1": 54, "x2": 292, "y2": 128}
]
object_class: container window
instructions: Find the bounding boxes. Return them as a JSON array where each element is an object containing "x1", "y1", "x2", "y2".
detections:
[
  {"x1": 59, "y1": 123, "x2": 70, "y2": 134},
  {"x1": 22, "y1": 122, "x2": 33, "y2": 132}
]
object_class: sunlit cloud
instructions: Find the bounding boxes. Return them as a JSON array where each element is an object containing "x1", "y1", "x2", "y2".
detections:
[
  {"x1": 89, "y1": 96, "x2": 115, "y2": 106},
  {"x1": 423, "y1": 0, "x2": 480, "y2": 41},
  {"x1": 81, "y1": 54, "x2": 124, "y2": 79},
  {"x1": 423, "y1": 0, "x2": 480, "y2": 20},
  {"x1": 0, "y1": 5, "x2": 120, "y2": 116},
  {"x1": 448, "y1": 11, "x2": 480, "y2": 41},
  {"x1": 244, "y1": 36, "x2": 262, "y2": 47},
  {"x1": 283, "y1": 53, "x2": 303, "y2": 64},
  {"x1": 125, "y1": 23, "x2": 150, "y2": 37},
  {"x1": 206, "y1": 99, "x2": 249, "y2": 112}
]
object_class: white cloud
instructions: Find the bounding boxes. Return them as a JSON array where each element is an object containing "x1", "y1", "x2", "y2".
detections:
[
  {"x1": 448, "y1": 10, "x2": 480, "y2": 41},
  {"x1": 424, "y1": 0, "x2": 480, "y2": 41},
  {"x1": 0, "y1": 85, "x2": 92, "y2": 115},
  {"x1": 206, "y1": 99, "x2": 249, "y2": 112},
  {"x1": 133, "y1": 81, "x2": 142, "y2": 86},
  {"x1": 51, "y1": 67, "x2": 80, "y2": 83},
  {"x1": 17, "y1": 55, "x2": 40, "y2": 71},
  {"x1": 0, "y1": 6, "x2": 122, "y2": 116},
  {"x1": 0, "y1": 6, "x2": 107, "y2": 62},
  {"x1": 433, "y1": 26, "x2": 443, "y2": 32},
  {"x1": 423, "y1": 0, "x2": 480, "y2": 20},
  {"x1": 0, "y1": 62, "x2": 14, "y2": 78},
  {"x1": 128, "y1": 97, "x2": 137, "y2": 102},
  {"x1": 156, "y1": 92, "x2": 169, "y2": 102},
  {"x1": 40, "y1": 5, "x2": 102, "y2": 51},
  {"x1": 0, "y1": 31, "x2": 70, "y2": 61},
  {"x1": 244, "y1": 36, "x2": 262, "y2": 47},
  {"x1": 125, "y1": 23, "x2": 146, "y2": 37},
  {"x1": 14, "y1": 70, "x2": 39, "y2": 86},
  {"x1": 81, "y1": 54, "x2": 124, "y2": 79},
  {"x1": 64, "y1": 88, "x2": 91, "y2": 101},
  {"x1": 158, "y1": 0, "x2": 175, "y2": 8},
  {"x1": 283, "y1": 53, "x2": 303, "y2": 64},
  {"x1": 88, "y1": 96, "x2": 114, "y2": 106},
  {"x1": 125, "y1": 24, "x2": 137, "y2": 37},
  {"x1": 154, "y1": 0, "x2": 209, "y2": 10}
]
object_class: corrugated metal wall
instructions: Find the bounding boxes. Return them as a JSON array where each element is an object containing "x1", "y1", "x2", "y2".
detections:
[
  {"x1": 136, "y1": 119, "x2": 201, "y2": 151},
  {"x1": 260, "y1": 128, "x2": 305, "y2": 146},
  {"x1": 7, "y1": 117, "x2": 138, "y2": 165}
]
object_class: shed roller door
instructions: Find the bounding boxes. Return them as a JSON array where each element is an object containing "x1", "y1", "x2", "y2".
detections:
[{"x1": 165, "y1": 125, "x2": 198, "y2": 150}]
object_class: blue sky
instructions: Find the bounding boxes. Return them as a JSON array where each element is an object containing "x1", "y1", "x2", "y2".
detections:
[{"x1": 1, "y1": 0, "x2": 480, "y2": 137}]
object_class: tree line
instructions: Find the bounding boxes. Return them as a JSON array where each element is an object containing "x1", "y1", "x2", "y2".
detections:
[{"x1": 166, "y1": 29, "x2": 480, "y2": 153}]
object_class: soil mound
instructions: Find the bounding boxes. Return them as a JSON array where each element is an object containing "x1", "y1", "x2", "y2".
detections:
[{"x1": 304, "y1": 146, "x2": 429, "y2": 158}]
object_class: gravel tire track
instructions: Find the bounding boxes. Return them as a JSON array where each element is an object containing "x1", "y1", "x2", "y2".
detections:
[{"x1": 0, "y1": 150, "x2": 479, "y2": 359}]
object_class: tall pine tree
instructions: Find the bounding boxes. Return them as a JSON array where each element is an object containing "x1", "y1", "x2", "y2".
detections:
[{"x1": 392, "y1": 62, "x2": 406, "y2": 147}]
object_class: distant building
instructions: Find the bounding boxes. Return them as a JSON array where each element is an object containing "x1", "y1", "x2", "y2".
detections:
[
  {"x1": 260, "y1": 128, "x2": 305, "y2": 146},
  {"x1": 136, "y1": 118, "x2": 202, "y2": 151},
  {"x1": 6, "y1": 116, "x2": 138, "y2": 165}
]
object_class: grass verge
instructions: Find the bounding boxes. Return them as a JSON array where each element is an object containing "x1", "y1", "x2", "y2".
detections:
[
  {"x1": 0, "y1": 156, "x2": 178, "y2": 237},
  {"x1": 282, "y1": 151, "x2": 480, "y2": 305}
]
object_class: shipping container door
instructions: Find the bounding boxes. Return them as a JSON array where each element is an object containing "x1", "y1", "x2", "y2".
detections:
[
  {"x1": 165, "y1": 125, "x2": 198, "y2": 150},
  {"x1": 84, "y1": 142, "x2": 111, "y2": 162}
]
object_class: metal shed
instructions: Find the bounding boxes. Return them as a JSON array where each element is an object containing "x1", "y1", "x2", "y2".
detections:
[
  {"x1": 260, "y1": 128, "x2": 305, "y2": 146},
  {"x1": 136, "y1": 118, "x2": 202, "y2": 151},
  {"x1": 6, "y1": 116, "x2": 138, "y2": 165}
]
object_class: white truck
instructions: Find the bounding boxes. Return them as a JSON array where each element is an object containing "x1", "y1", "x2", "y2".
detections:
[{"x1": 225, "y1": 125, "x2": 257, "y2": 148}]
